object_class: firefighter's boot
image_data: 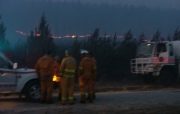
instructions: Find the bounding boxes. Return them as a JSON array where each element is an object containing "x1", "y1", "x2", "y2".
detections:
[
  {"x1": 69, "y1": 97, "x2": 74, "y2": 105},
  {"x1": 80, "y1": 94, "x2": 86, "y2": 104},
  {"x1": 61, "y1": 97, "x2": 67, "y2": 105},
  {"x1": 93, "y1": 92, "x2": 96, "y2": 100},
  {"x1": 58, "y1": 92, "x2": 62, "y2": 101},
  {"x1": 88, "y1": 92, "x2": 94, "y2": 103}
]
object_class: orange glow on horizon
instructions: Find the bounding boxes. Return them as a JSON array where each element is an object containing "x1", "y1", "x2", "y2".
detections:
[
  {"x1": 16, "y1": 30, "x2": 124, "y2": 39},
  {"x1": 36, "y1": 33, "x2": 41, "y2": 36}
]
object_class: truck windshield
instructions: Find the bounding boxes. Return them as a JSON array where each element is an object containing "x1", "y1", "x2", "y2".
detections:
[
  {"x1": 0, "y1": 52, "x2": 13, "y2": 68},
  {"x1": 136, "y1": 43, "x2": 155, "y2": 58}
]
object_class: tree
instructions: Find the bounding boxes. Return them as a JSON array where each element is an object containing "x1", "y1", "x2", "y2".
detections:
[
  {"x1": 72, "y1": 36, "x2": 82, "y2": 64},
  {"x1": 112, "y1": 29, "x2": 137, "y2": 80},
  {"x1": 167, "y1": 34, "x2": 171, "y2": 41},
  {"x1": 123, "y1": 29, "x2": 134, "y2": 42},
  {"x1": 87, "y1": 28, "x2": 100, "y2": 52},
  {"x1": 138, "y1": 32, "x2": 145, "y2": 43},
  {"x1": 0, "y1": 16, "x2": 11, "y2": 52},
  {"x1": 173, "y1": 27, "x2": 180, "y2": 41},
  {"x1": 13, "y1": 39, "x2": 27, "y2": 67},
  {"x1": 151, "y1": 30, "x2": 161, "y2": 42},
  {"x1": 26, "y1": 14, "x2": 56, "y2": 68}
]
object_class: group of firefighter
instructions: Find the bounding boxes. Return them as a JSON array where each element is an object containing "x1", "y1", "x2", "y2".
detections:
[{"x1": 35, "y1": 49, "x2": 97, "y2": 105}]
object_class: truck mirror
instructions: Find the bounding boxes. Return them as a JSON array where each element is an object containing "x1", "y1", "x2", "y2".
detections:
[{"x1": 13, "y1": 63, "x2": 18, "y2": 69}]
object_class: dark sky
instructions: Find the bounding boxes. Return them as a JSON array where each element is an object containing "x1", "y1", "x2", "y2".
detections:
[{"x1": 0, "y1": 0, "x2": 180, "y2": 45}]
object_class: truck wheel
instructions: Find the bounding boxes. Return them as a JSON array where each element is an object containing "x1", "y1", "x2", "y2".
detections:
[
  {"x1": 24, "y1": 80, "x2": 40, "y2": 102},
  {"x1": 159, "y1": 70, "x2": 174, "y2": 86},
  {"x1": 143, "y1": 74, "x2": 156, "y2": 84}
]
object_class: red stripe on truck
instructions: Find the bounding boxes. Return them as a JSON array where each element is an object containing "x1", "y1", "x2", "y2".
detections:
[{"x1": 153, "y1": 58, "x2": 174, "y2": 63}]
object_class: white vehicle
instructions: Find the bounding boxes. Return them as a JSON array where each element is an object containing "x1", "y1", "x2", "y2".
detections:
[
  {"x1": 0, "y1": 51, "x2": 40, "y2": 101},
  {"x1": 131, "y1": 41, "x2": 180, "y2": 85}
]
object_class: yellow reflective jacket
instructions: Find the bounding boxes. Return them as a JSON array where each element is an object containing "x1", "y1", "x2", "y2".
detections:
[
  {"x1": 78, "y1": 57, "x2": 97, "y2": 79},
  {"x1": 59, "y1": 56, "x2": 77, "y2": 78}
]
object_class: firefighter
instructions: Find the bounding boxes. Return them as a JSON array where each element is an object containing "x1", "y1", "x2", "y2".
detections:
[
  {"x1": 89, "y1": 51, "x2": 97, "y2": 100},
  {"x1": 35, "y1": 50, "x2": 55, "y2": 104},
  {"x1": 59, "y1": 49, "x2": 77, "y2": 105},
  {"x1": 80, "y1": 49, "x2": 87, "y2": 59},
  {"x1": 53, "y1": 56, "x2": 61, "y2": 101},
  {"x1": 78, "y1": 50, "x2": 97, "y2": 103}
]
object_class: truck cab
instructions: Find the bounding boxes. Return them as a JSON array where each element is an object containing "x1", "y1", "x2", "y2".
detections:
[{"x1": 131, "y1": 41, "x2": 178, "y2": 85}]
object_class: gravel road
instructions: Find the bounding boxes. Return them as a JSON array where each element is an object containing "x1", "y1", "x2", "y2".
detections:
[{"x1": 0, "y1": 89, "x2": 180, "y2": 114}]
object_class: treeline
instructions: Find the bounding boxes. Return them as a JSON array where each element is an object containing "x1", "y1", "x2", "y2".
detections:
[{"x1": 1, "y1": 15, "x2": 180, "y2": 82}]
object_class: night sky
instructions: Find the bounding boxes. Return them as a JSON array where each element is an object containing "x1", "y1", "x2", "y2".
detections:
[{"x1": 0, "y1": 0, "x2": 180, "y2": 46}]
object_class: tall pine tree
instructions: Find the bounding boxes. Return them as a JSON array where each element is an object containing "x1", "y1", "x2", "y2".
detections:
[
  {"x1": 27, "y1": 14, "x2": 56, "y2": 67},
  {"x1": 151, "y1": 30, "x2": 161, "y2": 42},
  {"x1": 173, "y1": 27, "x2": 180, "y2": 41},
  {"x1": 0, "y1": 16, "x2": 11, "y2": 54}
]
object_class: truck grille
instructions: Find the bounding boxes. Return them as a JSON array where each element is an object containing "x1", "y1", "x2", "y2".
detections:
[{"x1": 131, "y1": 58, "x2": 151, "y2": 74}]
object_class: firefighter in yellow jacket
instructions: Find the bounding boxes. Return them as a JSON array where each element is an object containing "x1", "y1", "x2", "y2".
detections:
[
  {"x1": 59, "y1": 49, "x2": 76, "y2": 105},
  {"x1": 78, "y1": 50, "x2": 97, "y2": 103},
  {"x1": 35, "y1": 50, "x2": 55, "y2": 104}
]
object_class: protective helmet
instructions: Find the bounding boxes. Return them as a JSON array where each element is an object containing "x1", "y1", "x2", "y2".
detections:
[
  {"x1": 65, "y1": 49, "x2": 72, "y2": 56},
  {"x1": 80, "y1": 49, "x2": 89, "y2": 54}
]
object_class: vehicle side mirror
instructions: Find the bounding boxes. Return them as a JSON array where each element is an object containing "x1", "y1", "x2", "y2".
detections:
[{"x1": 13, "y1": 63, "x2": 18, "y2": 69}]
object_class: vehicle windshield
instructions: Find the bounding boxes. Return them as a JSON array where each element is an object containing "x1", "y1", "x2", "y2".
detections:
[
  {"x1": 0, "y1": 52, "x2": 13, "y2": 68},
  {"x1": 136, "y1": 43, "x2": 155, "y2": 58}
]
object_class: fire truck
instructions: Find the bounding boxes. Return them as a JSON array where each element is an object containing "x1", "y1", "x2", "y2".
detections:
[{"x1": 131, "y1": 41, "x2": 180, "y2": 85}]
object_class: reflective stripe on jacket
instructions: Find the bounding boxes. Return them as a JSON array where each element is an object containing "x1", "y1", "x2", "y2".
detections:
[
  {"x1": 78, "y1": 57, "x2": 97, "y2": 79},
  {"x1": 59, "y1": 56, "x2": 76, "y2": 78}
]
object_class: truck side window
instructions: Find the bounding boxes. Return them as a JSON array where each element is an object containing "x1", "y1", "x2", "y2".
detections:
[
  {"x1": 0, "y1": 57, "x2": 7, "y2": 68},
  {"x1": 169, "y1": 44, "x2": 173, "y2": 56},
  {"x1": 158, "y1": 44, "x2": 166, "y2": 53},
  {"x1": 154, "y1": 43, "x2": 167, "y2": 57}
]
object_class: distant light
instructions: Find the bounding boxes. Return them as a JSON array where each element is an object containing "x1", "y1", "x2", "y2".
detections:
[
  {"x1": 117, "y1": 36, "x2": 124, "y2": 38},
  {"x1": 72, "y1": 35, "x2": 76, "y2": 38},
  {"x1": 16, "y1": 30, "x2": 126, "y2": 39},
  {"x1": 79, "y1": 35, "x2": 85, "y2": 38},
  {"x1": 147, "y1": 44, "x2": 151, "y2": 46},
  {"x1": 64, "y1": 35, "x2": 71, "y2": 38},
  {"x1": 36, "y1": 33, "x2": 41, "y2": 36}
]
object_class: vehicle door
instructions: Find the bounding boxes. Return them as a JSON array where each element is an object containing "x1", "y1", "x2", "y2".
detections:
[
  {"x1": 0, "y1": 54, "x2": 17, "y2": 92},
  {"x1": 153, "y1": 43, "x2": 169, "y2": 63}
]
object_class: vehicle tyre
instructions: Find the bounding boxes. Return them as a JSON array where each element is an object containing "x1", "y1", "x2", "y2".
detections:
[
  {"x1": 159, "y1": 70, "x2": 174, "y2": 86},
  {"x1": 24, "y1": 80, "x2": 40, "y2": 102},
  {"x1": 143, "y1": 73, "x2": 156, "y2": 84}
]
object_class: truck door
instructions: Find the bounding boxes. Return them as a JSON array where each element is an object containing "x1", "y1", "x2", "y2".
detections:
[
  {"x1": 153, "y1": 43, "x2": 169, "y2": 63},
  {"x1": 154, "y1": 43, "x2": 175, "y2": 63},
  {"x1": 168, "y1": 43, "x2": 175, "y2": 63},
  {"x1": 0, "y1": 56, "x2": 16, "y2": 92}
]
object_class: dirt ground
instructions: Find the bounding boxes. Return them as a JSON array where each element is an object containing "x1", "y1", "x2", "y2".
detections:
[
  {"x1": 0, "y1": 91, "x2": 180, "y2": 114},
  {"x1": 1, "y1": 81, "x2": 180, "y2": 114}
]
